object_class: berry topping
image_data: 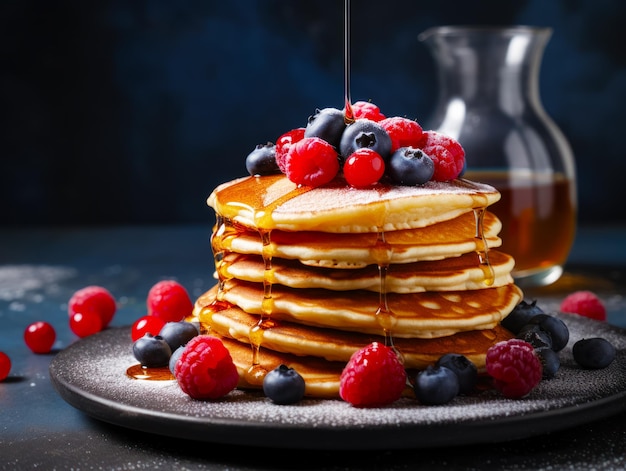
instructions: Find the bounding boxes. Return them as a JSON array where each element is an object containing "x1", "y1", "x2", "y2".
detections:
[
  {"x1": 343, "y1": 148, "x2": 385, "y2": 188},
  {"x1": 560, "y1": 290, "x2": 607, "y2": 321},
  {"x1": 275, "y1": 128, "x2": 305, "y2": 173},
  {"x1": 435, "y1": 353, "x2": 478, "y2": 395},
  {"x1": 339, "y1": 342, "x2": 406, "y2": 407},
  {"x1": 0, "y1": 352, "x2": 11, "y2": 381},
  {"x1": 572, "y1": 338, "x2": 616, "y2": 369},
  {"x1": 24, "y1": 321, "x2": 56, "y2": 354},
  {"x1": 535, "y1": 346, "x2": 561, "y2": 379},
  {"x1": 485, "y1": 339, "x2": 542, "y2": 398},
  {"x1": 379, "y1": 116, "x2": 423, "y2": 151},
  {"x1": 414, "y1": 365, "x2": 460, "y2": 405},
  {"x1": 304, "y1": 108, "x2": 346, "y2": 149},
  {"x1": 246, "y1": 143, "x2": 279, "y2": 176},
  {"x1": 339, "y1": 119, "x2": 393, "y2": 161},
  {"x1": 147, "y1": 280, "x2": 193, "y2": 323},
  {"x1": 516, "y1": 323, "x2": 553, "y2": 350},
  {"x1": 68, "y1": 285, "x2": 117, "y2": 329},
  {"x1": 526, "y1": 314, "x2": 569, "y2": 352},
  {"x1": 387, "y1": 147, "x2": 434, "y2": 185},
  {"x1": 420, "y1": 130, "x2": 465, "y2": 181},
  {"x1": 158, "y1": 321, "x2": 199, "y2": 352},
  {"x1": 69, "y1": 311, "x2": 103, "y2": 338},
  {"x1": 174, "y1": 335, "x2": 239, "y2": 400},
  {"x1": 132, "y1": 334, "x2": 172, "y2": 368},
  {"x1": 501, "y1": 300, "x2": 545, "y2": 334},
  {"x1": 131, "y1": 315, "x2": 167, "y2": 342},
  {"x1": 349, "y1": 101, "x2": 386, "y2": 122},
  {"x1": 284, "y1": 137, "x2": 339, "y2": 188},
  {"x1": 263, "y1": 364, "x2": 306, "y2": 405}
]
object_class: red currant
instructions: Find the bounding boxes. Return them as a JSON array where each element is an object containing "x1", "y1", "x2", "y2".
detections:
[
  {"x1": 69, "y1": 311, "x2": 103, "y2": 338},
  {"x1": 131, "y1": 315, "x2": 167, "y2": 342},
  {"x1": 0, "y1": 352, "x2": 11, "y2": 381},
  {"x1": 24, "y1": 321, "x2": 56, "y2": 354},
  {"x1": 343, "y1": 149, "x2": 385, "y2": 188},
  {"x1": 147, "y1": 280, "x2": 193, "y2": 322},
  {"x1": 68, "y1": 285, "x2": 117, "y2": 328}
]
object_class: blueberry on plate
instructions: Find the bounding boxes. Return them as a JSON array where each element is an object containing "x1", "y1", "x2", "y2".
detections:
[
  {"x1": 435, "y1": 353, "x2": 477, "y2": 395},
  {"x1": 159, "y1": 321, "x2": 199, "y2": 352},
  {"x1": 263, "y1": 364, "x2": 306, "y2": 405},
  {"x1": 527, "y1": 314, "x2": 569, "y2": 352},
  {"x1": 535, "y1": 346, "x2": 561, "y2": 379},
  {"x1": 572, "y1": 338, "x2": 616, "y2": 369},
  {"x1": 414, "y1": 365, "x2": 459, "y2": 405},
  {"x1": 133, "y1": 334, "x2": 172, "y2": 368},
  {"x1": 501, "y1": 300, "x2": 545, "y2": 334}
]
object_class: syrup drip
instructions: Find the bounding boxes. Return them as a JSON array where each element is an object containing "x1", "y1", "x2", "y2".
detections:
[
  {"x1": 344, "y1": 0, "x2": 354, "y2": 124},
  {"x1": 473, "y1": 208, "x2": 495, "y2": 286},
  {"x1": 126, "y1": 364, "x2": 174, "y2": 381},
  {"x1": 372, "y1": 230, "x2": 398, "y2": 349}
]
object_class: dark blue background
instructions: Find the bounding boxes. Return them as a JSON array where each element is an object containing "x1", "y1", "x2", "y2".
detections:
[{"x1": 2, "y1": 0, "x2": 625, "y2": 226}]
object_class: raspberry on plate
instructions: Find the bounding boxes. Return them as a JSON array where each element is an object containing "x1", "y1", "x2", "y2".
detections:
[
  {"x1": 560, "y1": 290, "x2": 607, "y2": 321},
  {"x1": 174, "y1": 335, "x2": 239, "y2": 400},
  {"x1": 339, "y1": 342, "x2": 406, "y2": 407},
  {"x1": 284, "y1": 137, "x2": 339, "y2": 188},
  {"x1": 420, "y1": 130, "x2": 465, "y2": 181},
  {"x1": 485, "y1": 339, "x2": 542, "y2": 398},
  {"x1": 147, "y1": 280, "x2": 193, "y2": 323}
]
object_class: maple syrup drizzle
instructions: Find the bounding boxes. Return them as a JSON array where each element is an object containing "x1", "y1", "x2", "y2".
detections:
[
  {"x1": 126, "y1": 364, "x2": 174, "y2": 381},
  {"x1": 473, "y1": 208, "x2": 495, "y2": 286},
  {"x1": 344, "y1": 0, "x2": 354, "y2": 124},
  {"x1": 372, "y1": 230, "x2": 399, "y2": 349}
]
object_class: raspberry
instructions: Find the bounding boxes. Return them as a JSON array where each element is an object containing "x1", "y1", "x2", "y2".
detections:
[
  {"x1": 485, "y1": 339, "x2": 542, "y2": 398},
  {"x1": 349, "y1": 101, "x2": 386, "y2": 122},
  {"x1": 339, "y1": 342, "x2": 406, "y2": 407},
  {"x1": 68, "y1": 285, "x2": 117, "y2": 329},
  {"x1": 275, "y1": 128, "x2": 305, "y2": 174},
  {"x1": 379, "y1": 117, "x2": 424, "y2": 152},
  {"x1": 560, "y1": 290, "x2": 607, "y2": 321},
  {"x1": 420, "y1": 131, "x2": 465, "y2": 181},
  {"x1": 284, "y1": 137, "x2": 339, "y2": 188},
  {"x1": 343, "y1": 148, "x2": 385, "y2": 188},
  {"x1": 147, "y1": 280, "x2": 193, "y2": 323},
  {"x1": 174, "y1": 335, "x2": 239, "y2": 400},
  {"x1": 24, "y1": 321, "x2": 56, "y2": 354}
]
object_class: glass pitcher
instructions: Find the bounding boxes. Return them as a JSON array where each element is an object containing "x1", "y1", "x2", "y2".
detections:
[{"x1": 419, "y1": 26, "x2": 577, "y2": 288}]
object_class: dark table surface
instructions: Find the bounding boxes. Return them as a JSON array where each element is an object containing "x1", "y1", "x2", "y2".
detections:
[{"x1": 1, "y1": 223, "x2": 626, "y2": 470}]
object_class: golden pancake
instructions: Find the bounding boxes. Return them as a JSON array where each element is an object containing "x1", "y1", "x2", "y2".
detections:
[
  {"x1": 196, "y1": 282, "x2": 523, "y2": 338},
  {"x1": 208, "y1": 175, "x2": 500, "y2": 233},
  {"x1": 212, "y1": 210, "x2": 502, "y2": 268}
]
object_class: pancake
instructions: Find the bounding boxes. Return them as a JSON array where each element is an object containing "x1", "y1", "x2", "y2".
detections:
[
  {"x1": 208, "y1": 175, "x2": 500, "y2": 233},
  {"x1": 212, "y1": 210, "x2": 502, "y2": 268},
  {"x1": 217, "y1": 250, "x2": 514, "y2": 293},
  {"x1": 197, "y1": 282, "x2": 523, "y2": 338}
]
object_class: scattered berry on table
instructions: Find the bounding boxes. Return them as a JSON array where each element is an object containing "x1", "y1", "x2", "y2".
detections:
[
  {"x1": 387, "y1": 147, "x2": 434, "y2": 185},
  {"x1": 572, "y1": 338, "x2": 616, "y2": 369},
  {"x1": 132, "y1": 334, "x2": 172, "y2": 368},
  {"x1": 339, "y1": 342, "x2": 406, "y2": 407},
  {"x1": 284, "y1": 137, "x2": 339, "y2": 188},
  {"x1": 534, "y1": 346, "x2": 561, "y2": 379},
  {"x1": 414, "y1": 365, "x2": 460, "y2": 405},
  {"x1": 275, "y1": 128, "x2": 305, "y2": 174},
  {"x1": 304, "y1": 107, "x2": 346, "y2": 149},
  {"x1": 174, "y1": 335, "x2": 239, "y2": 400},
  {"x1": 379, "y1": 116, "x2": 423, "y2": 152},
  {"x1": 343, "y1": 148, "x2": 385, "y2": 188},
  {"x1": 485, "y1": 339, "x2": 542, "y2": 398},
  {"x1": 435, "y1": 353, "x2": 478, "y2": 395},
  {"x1": 131, "y1": 315, "x2": 167, "y2": 342},
  {"x1": 263, "y1": 364, "x2": 306, "y2": 405},
  {"x1": 420, "y1": 130, "x2": 465, "y2": 181},
  {"x1": 0, "y1": 352, "x2": 11, "y2": 381},
  {"x1": 526, "y1": 314, "x2": 569, "y2": 352},
  {"x1": 158, "y1": 321, "x2": 199, "y2": 352},
  {"x1": 246, "y1": 143, "x2": 279, "y2": 176},
  {"x1": 24, "y1": 321, "x2": 56, "y2": 354},
  {"x1": 339, "y1": 119, "x2": 393, "y2": 161},
  {"x1": 147, "y1": 280, "x2": 193, "y2": 323},
  {"x1": 501, "y1": 300, "x2": 545, "y2": 334},
  {"x1": 560, "y1": 291, "x2": 607, "y2": 321},
  {"x1": 68, "y1": 285, "x2": 117, "y2": 329},
  {"x1": 69, "y1": 311, "x2": 103, "y2": 338},
  {"x1": 349, "y1": 101, "x2": 386, "y2": 122}
]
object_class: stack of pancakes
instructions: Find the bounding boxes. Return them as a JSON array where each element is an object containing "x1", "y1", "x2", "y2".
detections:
[{"x1": 192, "y1": 174, "x2": 522, "y2": 398}]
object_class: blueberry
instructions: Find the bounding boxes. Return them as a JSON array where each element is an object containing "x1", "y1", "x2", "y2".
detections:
[
  {"x1": 304, "y1": 107, "x2": 346, "y2": 149},
  {"x1": 246, "y1": 143, "x2": 280, "y2": 176},
  {"x1": 414, "y1": 365, "x2": 460, "y2": 405},
  {"x1": 339, "y1": 119, "x2": 392, "y2": 160},
  {"x1": 516, "y1": 323, "x2": 553, "y2": 350},
  {"x1": 169, "y1": 345, "x2": 185, "y2": 375},
  {"x1": 159, "y1": 321, "x2": 199, "y2": 351},
  {"x1": 435, "y1": 353, "x2": 477, "y2": 395},
  {"x1": 263, "y1": 364, "x2": 306, "y2": 405},
  {"x1": 387, "y1": 147, "x2": 434, "y2": 185},
  {"x1": 535, "y1": 346, "x2": 560, "y2": 379},
  {"x1": 573, "y1": 338, "x2": 616, "y2": 369},
  {"x1": 527, "y1": 314, "x2": 569, "y2": 352},
  {"x1": 133, "y1": 334, "x2": 172, "y2": 368},
  {"x1": 501, "y1": 300, "x2": 545, "y2": 334}
]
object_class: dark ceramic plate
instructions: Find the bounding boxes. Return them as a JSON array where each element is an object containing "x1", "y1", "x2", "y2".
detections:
[{"x1": 50, "y1": 315, "x2": 626, "y2": 450}]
